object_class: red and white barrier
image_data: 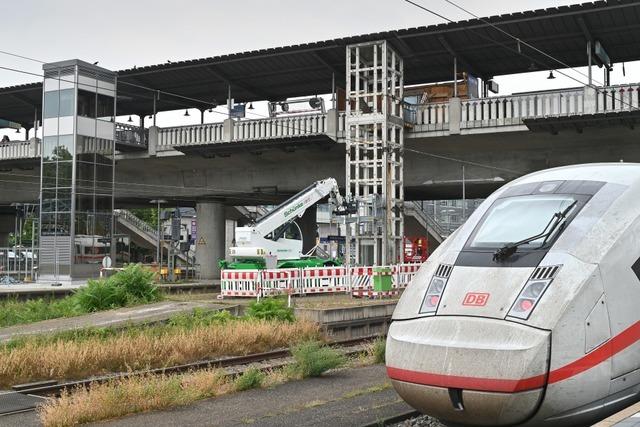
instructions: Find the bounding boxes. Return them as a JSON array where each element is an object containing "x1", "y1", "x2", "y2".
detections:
[
  {"x1": 220, "y1": 270, "x2": 261, "y2": 297},
  {"x1": 394, "y1": 263, "x2": 421, "y2": 289},
  {"x1": 260, "y1": 268, "x2": 299, "y2": 296},
  {"x1": 300, "y1": 266, "x2": 349, "y2": 294},
  {"x1": 219, "y1": 263, "x2": 423, "y2": 298}
]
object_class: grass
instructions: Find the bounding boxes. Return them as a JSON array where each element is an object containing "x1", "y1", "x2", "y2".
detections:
[
  {"x1": 37, "y1": 344, "x2": 384, "y2": 427},
  {"x1": 234, "y1": 367, "x2": 266, "y2": 391},
  {"x1": 0, "y1": 264, "x2": 162, "y2": 328},
  {"x1": 38, "y1": 369, "x2": 234, "y2": 427},
  {"x1": 0, "y1": 318, "x2": 321, "y2": 388},
  {"x1": 246, "y1": 297, "x2": 294, "y2": 322},
  {"x1": 370, "y1": 338, "x2": 386, "y2": 364},
  {"x1": 287, "y1": 341, "x2": 346, "y2": 378}
]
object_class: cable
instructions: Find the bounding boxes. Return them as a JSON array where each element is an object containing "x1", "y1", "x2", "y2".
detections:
[
  {"x1": 0, "y1": 50, "x2": 45, "y2": 64},
  {"x1": 403, "y1": 148, "x2": 522, "y2": 175},
  {"x1": 401, "y1": 0, "x2": 640, "y2": 112},
  {"x1": 440, "y1": 0, "x2": 600, "y2": 86}
]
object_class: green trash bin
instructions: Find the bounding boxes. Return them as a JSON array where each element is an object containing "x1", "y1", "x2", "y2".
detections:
[{"x1": 373, "y1": 266, "x2": 393, "y2": 292}]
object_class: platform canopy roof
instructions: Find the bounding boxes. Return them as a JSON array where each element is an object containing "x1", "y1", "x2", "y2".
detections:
[{"x1": 1, "y1": 0, "x2": 639, "y2": 127}]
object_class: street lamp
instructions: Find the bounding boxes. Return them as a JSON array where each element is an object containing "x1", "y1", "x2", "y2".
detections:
[{"x1": 150, "y1": 200, "x2": 167, "y2": 268}]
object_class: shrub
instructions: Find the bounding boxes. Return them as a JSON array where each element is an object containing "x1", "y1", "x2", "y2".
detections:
[
  {"x1": 246, "y1": 297, "x2": 294, "y2": 322},
  {"x1": 234, "y1": 367, "x2": 266, "y2": 391},
  {"x1": 74, "y1": 279, "x2": 127, "y2": 312},
  {"x1": 371, "y1": 338, "x2": 386, "y2": 364},
  {"x1": 288, "y1": 341, "x2": 346, "y2": 378},
  {"x1": 109, "y1": 264, "x2": 160, "y2": 303}
]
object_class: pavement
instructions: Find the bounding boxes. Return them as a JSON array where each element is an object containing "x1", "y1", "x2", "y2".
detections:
[
  {"x1": 0, "y1": 300, "x2": 233, "y2": 342},
  {"x1": 95, "y1": 364, "x2": 408, "y2": 427}
]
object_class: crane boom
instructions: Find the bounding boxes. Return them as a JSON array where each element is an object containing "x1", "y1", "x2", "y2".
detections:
[
  {"x1": 252, "y1": 178, "x2": 343, "y2": 236},
  {"x1": 224, "y1": 177, "x2": 354, "y2": 268}
]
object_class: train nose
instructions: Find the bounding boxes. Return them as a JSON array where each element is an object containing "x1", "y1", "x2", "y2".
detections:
[{"x1": 386, "y1": 316, "x2": 550, "y2": 426}]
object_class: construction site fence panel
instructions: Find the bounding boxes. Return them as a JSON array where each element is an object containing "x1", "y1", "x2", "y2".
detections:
[{"x1": 220, "y1": 263, "x2": 422, "y2": 298}]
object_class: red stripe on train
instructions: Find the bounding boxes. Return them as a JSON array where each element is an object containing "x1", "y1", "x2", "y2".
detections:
[{"x1": 387, "y1": 320, "x2": 640, "y2": 393}]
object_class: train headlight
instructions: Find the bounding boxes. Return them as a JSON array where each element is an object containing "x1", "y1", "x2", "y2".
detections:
[
  {"x1": 420, "y1": 276, "x2": 448, "y2": 314},
  {"x1": 508, "y1": 279, "x2": 552, "y2": 320}
]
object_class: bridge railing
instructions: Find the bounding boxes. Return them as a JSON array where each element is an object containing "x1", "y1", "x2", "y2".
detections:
[
  {"x1": 234, "y1": 113, "x2": 328, "y2": 140},
  {"x1": 0, "y1": 140, "x2": 40, "y2": 160},
  {"x1": 414, "y1": 102, "x2": 450, "y2": 130},
  {"x1": 158, "y1": 122, "x2": 225, "y2": 148},
  {"x1": 597, "y1": 84, "x2": 640, "y2": 112},
  {"x1": 116, "y1": 123, "x2": 148, "y2": 147},
  {"x1": 460, "y1": 88, "x2": 585, "y2": 129}
]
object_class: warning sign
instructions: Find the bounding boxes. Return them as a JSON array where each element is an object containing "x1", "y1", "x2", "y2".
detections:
[{"x1": 197, "y1": 237, "x2": 207, "y2": 246}]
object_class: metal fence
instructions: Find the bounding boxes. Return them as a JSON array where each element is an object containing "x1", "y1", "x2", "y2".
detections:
[{"x1": 0, "y1": 247, "x2": 39, "y2": 282}]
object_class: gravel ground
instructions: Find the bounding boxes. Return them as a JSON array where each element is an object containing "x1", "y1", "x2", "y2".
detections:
[{"x1": 393, "y1": 414, "x2": 446, "y2": 427}]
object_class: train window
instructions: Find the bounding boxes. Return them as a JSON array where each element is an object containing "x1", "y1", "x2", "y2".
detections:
[{"x1": 469, "y1": 194, "x2": 577, "y2": 249}]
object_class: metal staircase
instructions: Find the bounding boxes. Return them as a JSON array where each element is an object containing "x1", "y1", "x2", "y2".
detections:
[
  {"x1": 404, "y1": 201, "x2": 446, "y2": 244},
  {"x1": 114, "y1": 209, "x2": 191, "y2": 263}
]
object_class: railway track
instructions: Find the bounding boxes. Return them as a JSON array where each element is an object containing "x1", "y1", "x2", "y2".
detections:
[{"x1": 0, "y1": 335, "x2": 381, "y2": 416}]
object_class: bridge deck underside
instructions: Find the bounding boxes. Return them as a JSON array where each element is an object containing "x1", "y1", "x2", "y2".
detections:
[{"x1": 174, "y1": 134, "x2": 336, "y2": 157}]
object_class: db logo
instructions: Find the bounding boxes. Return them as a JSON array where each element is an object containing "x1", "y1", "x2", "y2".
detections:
[{"x1": 462, "y1": 292, "x2": 490, "y2": 306}]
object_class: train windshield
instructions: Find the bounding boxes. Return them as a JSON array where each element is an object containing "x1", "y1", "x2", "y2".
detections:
[{"x1": 470, "y1": 195, "x2": 577, "y2": 249}]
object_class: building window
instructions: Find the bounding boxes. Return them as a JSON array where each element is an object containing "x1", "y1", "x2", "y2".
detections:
[{"x1": 43, "y1": 89, "x2": 75, "y2": 119}]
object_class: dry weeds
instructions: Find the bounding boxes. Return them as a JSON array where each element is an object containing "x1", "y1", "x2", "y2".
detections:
[
  {"x1": 0, "y1": 319, "x2": 321, "y2": 387},
  {"x1": 38, "y1": 369, "x2": 234, "y2": 427}
]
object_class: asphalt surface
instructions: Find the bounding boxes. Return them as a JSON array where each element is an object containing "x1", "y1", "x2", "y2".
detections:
[
  {"x1": 92, "y1": 364, "x2": 410, "y2": 427},
  {"x1": 0, "y1": 300, "x2": 230, "y2": 342}
]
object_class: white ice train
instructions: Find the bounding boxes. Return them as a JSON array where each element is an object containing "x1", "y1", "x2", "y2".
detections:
[{"x1": 387, "y1": 164, "x2": 640, "y2": 426}]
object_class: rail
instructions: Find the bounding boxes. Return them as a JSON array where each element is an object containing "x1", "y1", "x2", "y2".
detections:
[
  {"x1": 158, "y1": 122, "x2": 225, "y2": 147},
  {"x1": 405, "y1": 201, "x2": 447, "y2": 241},
  {"x1": 460, "y1": 88, "x2": 585, "y2": 129},
  {"x1": 234, "y1": 112, "x2": 328, "y2": 140},
  {"x1": 414, "y1": 102, "x2": 449, "y2": 130},
  {"x1": 115, "y1": 122, "x2": 148, "y2": 147},
  {"x1": 0, "y1": 140, "x2": 40, "y2": 160},
  {"x1": 0, "y1": 247, "x2": 39, "y2": 281},
  {"x1": 114, "y1": 209, "x2": 158, "y2": 241},
  {"x1": 597, "y1": 83, "x2": 640, "y2": 112}
]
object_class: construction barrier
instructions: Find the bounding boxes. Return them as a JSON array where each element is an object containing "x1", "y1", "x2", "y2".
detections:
[
  {"x1": 300, "y1": 266, "x2": 349, "y2": 294},
  {"x1": 220, "y1": 263, "x2": 422, "y2": 299},
  {"x1": 220, "y1": 270, "x2": 261, "y2": 297},
  {"x1": 394, "y1": 263, "x2": 421, "y2": 289},
  {"x1": 260, "y1": 268, "x2": 299, "y2": 296}
]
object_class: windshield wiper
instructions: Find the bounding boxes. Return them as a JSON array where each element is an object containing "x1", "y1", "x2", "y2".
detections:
[{"x1": 493, "y1": 200, "x2": 577, "y2": 262}]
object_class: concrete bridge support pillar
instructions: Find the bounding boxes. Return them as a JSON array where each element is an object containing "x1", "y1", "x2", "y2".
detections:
[
  {"x1": 0, "y1": 214, "x2": 13, "y2": 247},
  {"x1": 196, "y1": 201, "x2": 226, "y2": 280},
  {"x1": 299, "y1": 205, "x2": 318, "y2": 254},
  {"x1": 148, "y1": 126, "x2": 159, "y2": 156},
  {"x1": 449, "y1": 98, "x2": 461, "y2": 135}
]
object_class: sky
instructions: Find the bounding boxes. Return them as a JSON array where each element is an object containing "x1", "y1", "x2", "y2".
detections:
[{"x1": 1, "y1": 0, "x2": 638, "y2": 137}]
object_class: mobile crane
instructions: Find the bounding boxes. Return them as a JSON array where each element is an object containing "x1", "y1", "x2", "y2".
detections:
[{"x1": 219, "y1": 178, "x2": 355, "y2": 270}]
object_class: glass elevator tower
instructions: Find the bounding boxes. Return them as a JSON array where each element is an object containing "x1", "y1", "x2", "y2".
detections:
[{"x1": 39, "y1": 60, "x2": 116, "y2": 282}]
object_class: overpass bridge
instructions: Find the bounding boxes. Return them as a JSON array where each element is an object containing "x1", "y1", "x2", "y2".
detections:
[
  {"x1": 0, "y1": 0, "x2": 639, "y2": 278},
  {"x1": 1, "y1": 82, "x2": 638, "y2": 204}
]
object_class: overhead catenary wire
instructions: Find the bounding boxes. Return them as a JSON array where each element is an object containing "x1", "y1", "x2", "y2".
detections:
[
  {"x1": 0, "y1": 59, "x2": 523, "y2": 181},
  {"x1": 402, "y1": 0, "x2": 639, "y2": 112}
]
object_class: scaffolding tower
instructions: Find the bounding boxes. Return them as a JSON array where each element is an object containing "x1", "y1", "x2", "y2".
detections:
[{"x1": 345, "y1": 41, "x2": 404, "y2": 266}]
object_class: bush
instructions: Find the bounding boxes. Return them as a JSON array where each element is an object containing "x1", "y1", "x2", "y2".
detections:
[
  {"x1": 246, "y1": 298, "x2": 294, "y2": 322},
  {"x1": 74, "y1": 279, "x2": 127, "y2": 312},
  {"x1": 74, "y1": 264, "x2": 161, "y2": 313},
  {"x1": 371, "y1": 338, "x2": 386, "y2": 364},
  {"x1": 109, "y1": 264, "x2": 160, "y2": 303},
  {"x1": 234, "y1": 367, "x2": 265, "y2": 391},
  {"x1": 288, "y1": 341, "x2": 346, "y2": 378}
]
